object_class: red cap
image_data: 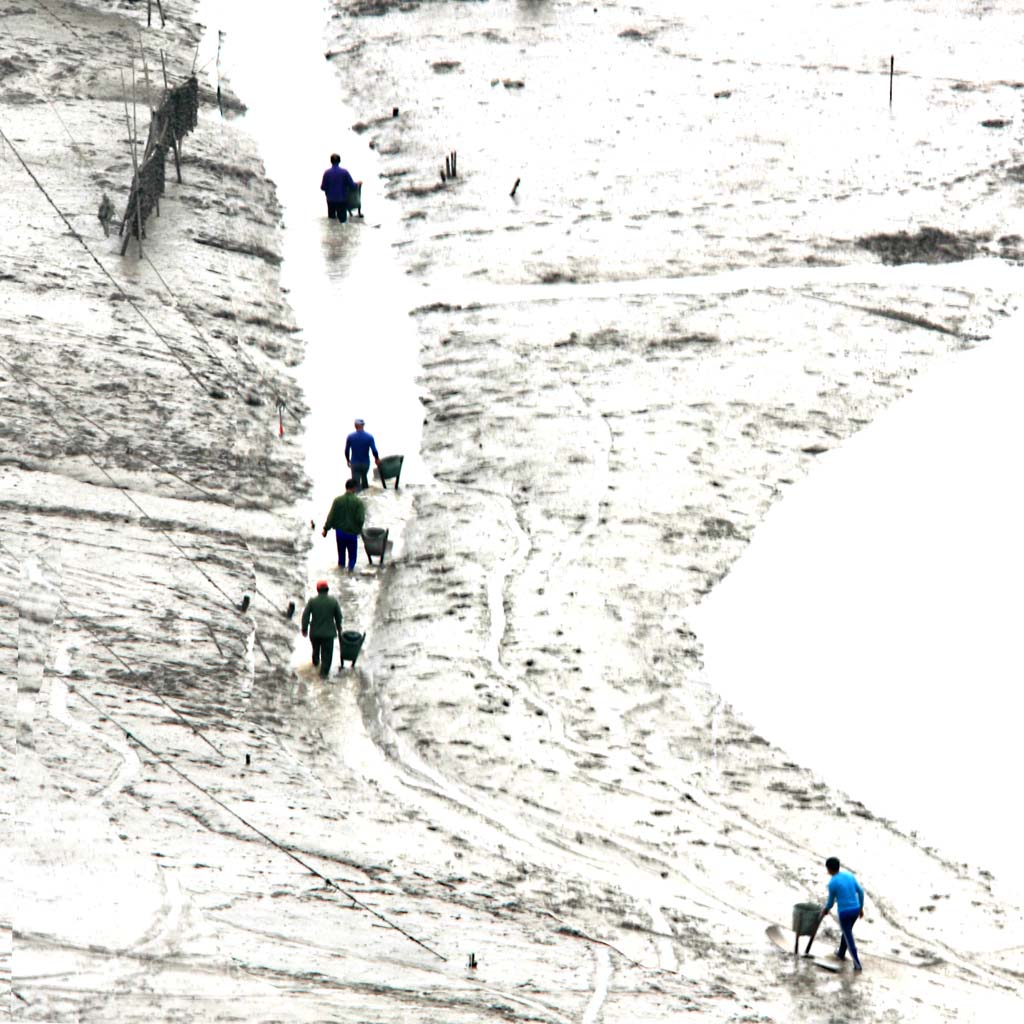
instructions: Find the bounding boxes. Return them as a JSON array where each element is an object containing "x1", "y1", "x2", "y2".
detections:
[{"x1": 316, "y1": 580, "x2": 329, "y2": 591}]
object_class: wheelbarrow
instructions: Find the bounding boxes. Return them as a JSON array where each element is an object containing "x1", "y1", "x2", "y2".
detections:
[
  {"x1": 377, "y1": 454, "x2": 404, "y2": 489},
  {"x1": 345, "y1": 181, "x2": 364, "y2": 219},
  {"x1": 340, "y1": 630, "x2": 365, "y2": 668},
  {"x1": 792, "y1": 901, "x2": 824, "y2": 954},
  {"x1": 362, "y1": 526, "x2": 389, "y2": 565}
]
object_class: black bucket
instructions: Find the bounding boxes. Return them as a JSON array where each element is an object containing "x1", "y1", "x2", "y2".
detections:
[
  {"x1": 340, "y1": 630, "x2": 365, "y2": 666},
  {"x1": 378, "y1": 454, "x2": 404, "y2": 488}
]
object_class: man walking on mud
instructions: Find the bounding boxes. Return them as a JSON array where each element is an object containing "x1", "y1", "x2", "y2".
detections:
[
  {"x1": 345, "y1": 417, "x2": 380, "y2": 491},
  {"x1": 320, "y1": 153, "x2": 356, "y2": 222},
  {"x1": 301, "y1": 580, "x2": 343, "y2": 678},
  {"x1": 819, "y1": 856, "x2": 866, "y2": 970},
  {"x1": 322, "y1": 479, "x2": 366, "y2": 572}
]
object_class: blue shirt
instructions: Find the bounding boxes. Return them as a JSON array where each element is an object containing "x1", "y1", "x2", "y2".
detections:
[
  {"x1": 824, "y1": 870, "x2": 865, "y2": 914},
  {"x1": 321, "y1": 164, "x2": 355, "y2": 202},
  {"x1": 345, "y1": 429, "x2": 378, "y2": 465}
]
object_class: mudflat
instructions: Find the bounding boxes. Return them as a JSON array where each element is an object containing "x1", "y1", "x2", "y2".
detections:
[{"x1": 4, "y1": 0, "x2": 1023, "y2": 1021}]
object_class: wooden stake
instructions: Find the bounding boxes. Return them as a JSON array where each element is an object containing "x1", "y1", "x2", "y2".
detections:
[
  {"x1": 120, "y1": 69, "x2": 144, "y2": 256},
  {"x1": 510, "y1": 177, "x2": 520, "y2": 198},
  {"x1": 160, "y1": 51, "x2": 183, "y2": 183},
  {"x1": 155, "y1": 0, "x2": 165, "y2": 28},
  {"x1": 889, "y1": 55, "x2": 894, "y2": 106},
  {"x1": 445, "y1": 154, "x2": 451, "y2": 179}
]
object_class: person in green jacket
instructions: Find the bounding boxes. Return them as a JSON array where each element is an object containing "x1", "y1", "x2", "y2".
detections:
[
  {"x1": 322, "y1": 478, "x2": 366, "y2": 572},
  {"x1": 301, "y1": 580, "x2": 343, "y2": 678}
]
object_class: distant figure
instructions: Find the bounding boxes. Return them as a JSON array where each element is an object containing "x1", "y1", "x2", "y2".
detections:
[
  {"x1": 97, "y1": 193, "x2": 115, "y2": 237},
  {"x1": 322, "y1": 479, "x2": 366, "y2": 572},
  {"x1": 320, "y1": 153, "x2": 356, "y2": 222},
  {"x1": 301, "y1": 580, "x2": 343, "y2": 678},
  {"x1": 345, "y1": 418, "x2": 380, "y2": 491},
  {"x1": 818, "y1": 857, "x2": 865, "y2": 971}
]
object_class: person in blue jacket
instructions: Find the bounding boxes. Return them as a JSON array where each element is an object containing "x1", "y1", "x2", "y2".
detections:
[
  {"x1": 320, "y1": 154, "x2": 355, "y2": 222},
  {"x1": 819, "y1": 856, "x2": 866, "y2": 970},
  {"x1": 345, "y1": 418, "x2": 380, "y2": 491}
]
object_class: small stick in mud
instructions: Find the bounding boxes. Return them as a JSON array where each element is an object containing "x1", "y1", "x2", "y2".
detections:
[
  {"x1": 889, "y1": 55, "x2": 894, "y2": 106},
  {"x1": 445, "y1": 154, "x2": 451, "y2": 179},
  {"x1": 451, "y1": 150, "x2": 457, "y2": 177},
  {"x1": 510, "y1": 177, "x2": 521, "y2": 198}
]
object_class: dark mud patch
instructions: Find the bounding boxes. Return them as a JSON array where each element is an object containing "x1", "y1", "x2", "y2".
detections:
[
  {"x1": 538, "y1": 269, "x2": 578, "y2": 284},
  {"x1": 619, "y1": 28, "x2": 657, "y2": 42},
  {"x1": 192, "y1": 234, "x2": 282, "y2": 266},
  {"x1": 856, "y1": 227, "x2": 984, "y2": 266},
  {"x1": 647, "y1": 332, "x2": 719, "y2": 350},
  {"x1": 863, "y1": 308, "x2": 960, "y2": 336},
  {"x1": 393, "y1": 181, "x2": 448, "y2": 199},
  {"x1": 181, "y1": 156, "x2": 260, "y2": 185}
]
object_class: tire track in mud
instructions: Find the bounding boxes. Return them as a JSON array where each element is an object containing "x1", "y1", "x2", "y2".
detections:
[
  {"x1": 339, "y1": 548, "x2": 1017, "y2": 997},
  {"x1": 207, "y1": 917, "x2": 580, "y2": 1024},
  {"x1": 582, "y1": 945, "x2": 612, "y2": 1024}
]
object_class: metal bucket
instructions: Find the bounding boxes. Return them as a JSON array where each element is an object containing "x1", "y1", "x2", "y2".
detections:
[
  {"x1": 378, "y1": 455, "x2": 404, "y2": 488},
  {"x1": 340, "y1": 630, "x2": 365, "y2": 666},
  {"x1": 792, "y1": 902, "x2": 822, "y2": 937},
  {"x1": 362, "y1": 527, "x2": 389, "y2": 564}
]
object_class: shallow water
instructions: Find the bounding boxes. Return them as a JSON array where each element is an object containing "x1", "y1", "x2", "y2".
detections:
[
  {"x1": 694, "y1": 284, "x2": 1024, "y2": 908},
  {"x1": 196, "y1": 0, "x2": 426, "y2": 534},
  {"x1": 177, "y1": 0, "x2": 1024, "y2": 1017}
]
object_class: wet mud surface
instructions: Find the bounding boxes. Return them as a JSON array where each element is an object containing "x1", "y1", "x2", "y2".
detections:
[{"x1": 4, "y1": 0, "x2": 1024, "y2": 1021}]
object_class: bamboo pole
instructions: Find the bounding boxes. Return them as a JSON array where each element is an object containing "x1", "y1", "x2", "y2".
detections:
[
  {"x1": 160, "y1": 50, "x2": 182, "y2": 183},
  {"x1": 120, "y1": 68, "x2": 144, "y2": 256}
]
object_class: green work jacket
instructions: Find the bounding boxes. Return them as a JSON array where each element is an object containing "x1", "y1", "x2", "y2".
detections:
[
  {"x1": 301, "y1": 592, "x2": 343, "y2": 639},
  {"x1": 323, "y1": 492, "x2": 366, "y2": 535}
]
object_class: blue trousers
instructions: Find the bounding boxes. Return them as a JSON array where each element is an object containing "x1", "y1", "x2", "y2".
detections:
[
  {"x1": 336, "y1": 530, "x2": 358, "y2": 570},
  {"x1": 350, "y1": 462, "x2": 370, "y2": 490},
  {"x1": 837, "y1": 908, "x2": 862, "y2": 968}
]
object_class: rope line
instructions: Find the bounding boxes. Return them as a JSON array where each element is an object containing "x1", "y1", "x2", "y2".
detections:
[
  {"x1": 0, "y1": 124, "x2": 209, "y2": 390},
  {"x1": 0, "y1": 535, "x2": 225, "y2": 759},
  {"x1": 0, "y1": 353, "x2": 222, "y2": 503},
  {"x1": 0, "y1": 354, "x2": 244, "y2": 614},
  {"x1": 62, "y1": 680, "x2": 447, "y2": 961},
  {"x1": 141, "y1": 249, "x2": 289, "y2": 414}
]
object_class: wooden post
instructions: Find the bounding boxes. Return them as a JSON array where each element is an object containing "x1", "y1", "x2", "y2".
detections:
[
  {"x1": 451, "y1": 150, "x2": 457, "y2": 177},
  {"x1": 216, "y1": 31, "x2": 224, "y2": 117},
  {"x1": 147, "y1": 0, "x2": 151, "y2": 28},
  {"x1": 160, "y1": 51, "x2": 183, "y2": 183},
  {"x1": 445, "y1": 154, "x2": 451, "y2": 179},
  {"x1": 510, "y1": 177, "x2": 520, "y2": 198},
  {"x1": 155, "y1": 0, "x2": 165, "y2": 28},
  {"x1": 120, "y1": 69, "x2": 144, "y2": 256},
  {"x1": 889, "y1": 56, "x2": 894, "y2": 106}
]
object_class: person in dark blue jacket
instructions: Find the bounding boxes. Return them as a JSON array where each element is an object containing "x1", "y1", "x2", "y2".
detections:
[
  {"x1": 345, "y1": 418, "x2": 380, "y2": 491},
  {"x1": 320, "y1": 154, "x2": 355, "y2": 222},
  {"x1": 818, "y1": 856, "x2": 866, "y2": 970}
]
